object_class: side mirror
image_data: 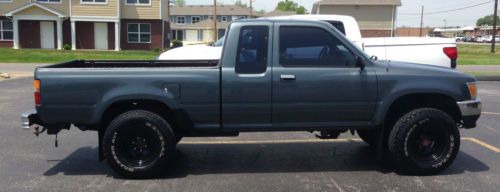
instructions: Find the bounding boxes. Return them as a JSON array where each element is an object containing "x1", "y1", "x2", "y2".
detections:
[{"x1": 355, "y1": 56, "x2": 365, "y2": 70}]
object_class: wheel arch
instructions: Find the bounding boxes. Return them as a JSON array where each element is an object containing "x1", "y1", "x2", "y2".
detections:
[{"x1": 375, "y1": 92, "x2": 461, "y2": 128}]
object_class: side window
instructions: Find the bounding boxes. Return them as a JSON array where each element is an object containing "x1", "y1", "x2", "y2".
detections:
[
  {"x1": 279, "y1": 26, "x2": 356, "y2": 67},
  {"x1": 235, "y1": 26, "x2": 269, "y2": 74}
]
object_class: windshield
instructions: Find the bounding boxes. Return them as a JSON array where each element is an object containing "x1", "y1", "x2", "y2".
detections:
[{"x1": 215, "y1": 36, "x2": 225, "y2": 47}]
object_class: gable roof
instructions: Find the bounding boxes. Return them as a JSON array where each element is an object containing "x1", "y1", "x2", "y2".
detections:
[
  {"x1": 314, "y1": 0, "x2": 402, "y2": 6},
  {"x1": 5, "y1": 3, "x2": 66, "y2": 17},
  {"x1": 170, "y1": 5, "x2": 251, "y2": 16},
  {"x1": 262, "y1": 10, "x2": 296, "y2": 17}
]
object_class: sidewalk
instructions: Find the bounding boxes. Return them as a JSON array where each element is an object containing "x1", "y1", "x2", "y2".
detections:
[{"x1": 458, "y1": 65, "x2": 500, "y2": 72}]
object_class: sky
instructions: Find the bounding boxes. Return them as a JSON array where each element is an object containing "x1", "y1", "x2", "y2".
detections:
[{"x1": 190, "y1": 0, "x2": 498, "y2": 27}]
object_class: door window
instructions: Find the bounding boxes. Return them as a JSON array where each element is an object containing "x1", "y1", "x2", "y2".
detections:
[
  {"x1": 279, "y1": 26, "x2": 356, "y2": 67},
  {"x1": 235, "y1": 26, "x2": 269, "y2": 74}
]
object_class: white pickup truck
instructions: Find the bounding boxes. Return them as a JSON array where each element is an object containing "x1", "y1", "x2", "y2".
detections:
[{"x1": 159, "y1": 15, "x2": 458, "y2": 68}]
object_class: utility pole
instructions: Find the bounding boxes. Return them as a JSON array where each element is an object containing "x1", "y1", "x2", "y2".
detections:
[
  {"x1": 443, "y1": 19, "x2": 447, "y2": 36},
  {"x1": 419, "y1": 5, "x2": 424, "y2": 37},
  {"x1": 492, "y1": 0, "x2": 498, "y2": 53},
  {"x1": 249, "y1": 0, "x2": 253, "y2": 18},
  {"x1": 213, "y1": 0, "x2": 218, "y2": 42}
]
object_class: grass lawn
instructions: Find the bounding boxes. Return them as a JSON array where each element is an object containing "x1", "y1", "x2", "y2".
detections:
[
  {"x1": 0, "y1": 44, "x2": 498, "y2": 65},
  {"x1": 0, "y1": 48, "x2": 160, "y2": 63},
  {"x1": 458, "y1": 44, "x2": 500, "y2": 65}
]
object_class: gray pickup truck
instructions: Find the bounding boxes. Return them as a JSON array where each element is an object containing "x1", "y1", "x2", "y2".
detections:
[{"x1": 22, "y1": 19, "x2": 481, "y2": 178}]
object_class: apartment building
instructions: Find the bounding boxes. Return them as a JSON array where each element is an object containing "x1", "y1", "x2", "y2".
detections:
[
  {"x1": 312, "y1": 0, "x2": 401, "y2": 37},
  {"x1": 0, "y1": 0, "x2": 169, "y2": 50},
  {"x1": 170, "y1": 5, "x2": 252, "y2": 44}
]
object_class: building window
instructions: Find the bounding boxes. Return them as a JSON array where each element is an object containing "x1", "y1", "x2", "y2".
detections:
[
  {"x1": 128, "y1": 23, "x2": 151, "y2": 43},
  {"x1": 192, "y1": 16, "x2": 201, "y2": 24},
  {"x1": 36, "y1": 0, "x2": 62, "y2": 3},
  {"x1": 177, "y1": 16, "x2": 186, "y2": 25},
  {"x1": 81, "y1": 0, "x2": 107, "y2": 4},
  {"x1": 125, "y1": 0, "x2": 150, "y2": 5},
  {"x1": 0, "y1": 20, "x2": 13, "y2": 41},
  {"x1": 221, "y1": 16, "x2": 227, "y2": 22}
]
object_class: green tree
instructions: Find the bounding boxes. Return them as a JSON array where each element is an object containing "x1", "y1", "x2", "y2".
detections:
[
  {"x1": 256, "y1": 9, "x2": 266, "y2": 15},
  {"x1": 235, "y1": 0, "x2": 248, "y2": 8},
  {"x1": 476, "y1": 14, "x2": 500, "y2": 26},
  {"x1": 276, "y1": 0, "x2": 308, "y2": 14},
  {"x1": 174, "y1": 0, "x2": 186, "y2": 6}
]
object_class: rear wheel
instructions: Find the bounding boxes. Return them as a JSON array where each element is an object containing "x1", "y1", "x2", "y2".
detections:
[
  {"x1": 103, "y1": 110, "x2": 176, "y2": 178},
  {"x1": 388, "y1": 108, "x2": 460, "y2": 175}
]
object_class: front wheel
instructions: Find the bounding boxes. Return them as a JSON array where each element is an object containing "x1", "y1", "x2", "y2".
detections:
[
  {"x1": 388, "y1": 108, "x2": 460, "y2": 175},
  {"x1": 103, "y1": 110, "x2": 176, "y2": 178}
]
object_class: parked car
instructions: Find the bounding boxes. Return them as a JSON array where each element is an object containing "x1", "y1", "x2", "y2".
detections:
[
  {"x1": 483, "y1": 35, "x2": 493, "y2": 43},
  {"x1": 454, "y1": 34, "x2": 466, "y2": 42},
  {"x1": 160, "y1": 15, "x2": 458, "y2": 68},
  {"x1": 474, "y1": 36, "x2": 485, "y2": 42},
  {"x1": 463, "y1": 36, "x2": 475, "y2": 42},
  {"x1": 23, "y1": 19, "x2": 481, "y2": 178}
]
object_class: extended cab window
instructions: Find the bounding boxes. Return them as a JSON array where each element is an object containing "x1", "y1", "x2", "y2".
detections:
[
  {"x1": 279, "y1": 26, "x2": 356, "y2": 67},
  {"x1": 325, "y1": 21, "x2": 346, "y2": 35},
  {"x1": 235, "y1": 26, "x2": 269, "y2": 74}
]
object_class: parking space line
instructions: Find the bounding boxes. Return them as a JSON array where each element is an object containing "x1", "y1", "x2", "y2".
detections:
[
  {"x1": 462, "y1": 137, "x2": 500, "y2": 153},
  {"x1": 482, "y1": 112, "x2": 500, "y2": 115},
  {"x1": 181, "y1": 137, "x2": 500, "y2": 153}
]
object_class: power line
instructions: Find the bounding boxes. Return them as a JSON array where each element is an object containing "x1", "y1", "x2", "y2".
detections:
[
  {"x1": 423, "y1": 0, "x2": 490, "y2": 11},
  {"x1": 400, "y1": 0, "x2": 494, "y2": 15}
]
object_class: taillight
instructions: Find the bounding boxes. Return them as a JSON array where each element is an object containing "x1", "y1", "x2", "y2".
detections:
[
  {"x1": 34, "y1": 80, "x2": 41, "y2": 106},
  {"x1": 443, "y1": 47, "x2": 458, "y2": 60}
]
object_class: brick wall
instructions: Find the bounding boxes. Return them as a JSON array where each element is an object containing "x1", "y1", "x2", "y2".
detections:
[{"x1": 360, "y1": 30, "x2": 392, "y2": 37}]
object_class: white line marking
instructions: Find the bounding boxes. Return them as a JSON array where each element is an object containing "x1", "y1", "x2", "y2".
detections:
[{"x1": 482, "y1": 112, "x2": 500, "y2": 115}]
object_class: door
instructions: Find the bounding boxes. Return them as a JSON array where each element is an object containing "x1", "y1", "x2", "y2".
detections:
[
  {"x1": 221, "y1": 23, "x2": 272, "y2": 129},
  {"x1": 272, "y1": 25, "x2": 377, "y2": 128},
  {"x1": 185, "y1": 30, "x2": 198, "y2": 42},
  {"x1": 94, "y1": 23, "x2": 108, "y2": 50},
  {"x1": 19, "y1": 20, "x2": 40, "y2": 48},
  {"x1": 40, "y1": 21, "x2": 54, "y2": 49}
]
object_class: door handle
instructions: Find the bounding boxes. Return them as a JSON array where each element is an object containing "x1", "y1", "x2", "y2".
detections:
[{"x1": 280, "y1": 74, "x2": 296, "y2": 81}]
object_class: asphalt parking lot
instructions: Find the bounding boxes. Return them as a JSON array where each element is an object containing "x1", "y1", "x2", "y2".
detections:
[{"x1": 0, "y1": 77, "x2": 499, "y2": 192}]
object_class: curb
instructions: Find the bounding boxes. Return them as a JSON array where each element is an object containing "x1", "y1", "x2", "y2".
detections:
[
  {"x1": 0, "y1": 72, "x2": 10, "y2": 79},
  {"x1": 475, "y1": 76, "x2": 500, "y2": 81}
]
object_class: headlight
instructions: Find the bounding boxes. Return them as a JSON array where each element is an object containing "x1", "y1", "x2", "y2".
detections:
[{"x1": 466, "y1": 82, "x2": 477, "y2": 100}]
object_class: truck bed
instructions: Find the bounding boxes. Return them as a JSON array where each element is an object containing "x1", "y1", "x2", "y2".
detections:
[{"x1": 43, "y1": 60, "x2": 219, "y2": 69}]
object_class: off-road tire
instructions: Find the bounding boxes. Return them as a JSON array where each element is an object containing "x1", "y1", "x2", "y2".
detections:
[
  {"x1": 103, "y1": 110, "x2": 176, "y2": 178},
  {"x1": 388, "y1": 108, "x2": 460, "y2": 175}
]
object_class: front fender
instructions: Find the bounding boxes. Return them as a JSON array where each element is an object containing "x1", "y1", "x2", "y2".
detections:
[{"x1": 372, "y1": 75, "x2": 469, "y2": 125}]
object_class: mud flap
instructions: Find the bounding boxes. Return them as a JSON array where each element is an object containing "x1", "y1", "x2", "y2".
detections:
[
  {"x1": 98, "y1": 128, "x2": 104, "y2": 161},
  {"x1": 376, "y1": 124, "x2": 386, "y2": 161}
]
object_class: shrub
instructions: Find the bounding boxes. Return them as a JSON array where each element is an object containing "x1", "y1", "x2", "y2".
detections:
[
  {"x1": 63, "y1": 44, "x2": 71, "y2": 50},
  {"x1": 153, "y1": 48, "x2": 161, "y2": 52},
  {"x1": 171, "y1": 40, "x2": 183, "y2": 48}
]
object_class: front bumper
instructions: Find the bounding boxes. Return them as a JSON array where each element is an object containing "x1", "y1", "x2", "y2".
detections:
[{"x1": 456, "y1": 99, "x2": 481, "y2": 128}]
